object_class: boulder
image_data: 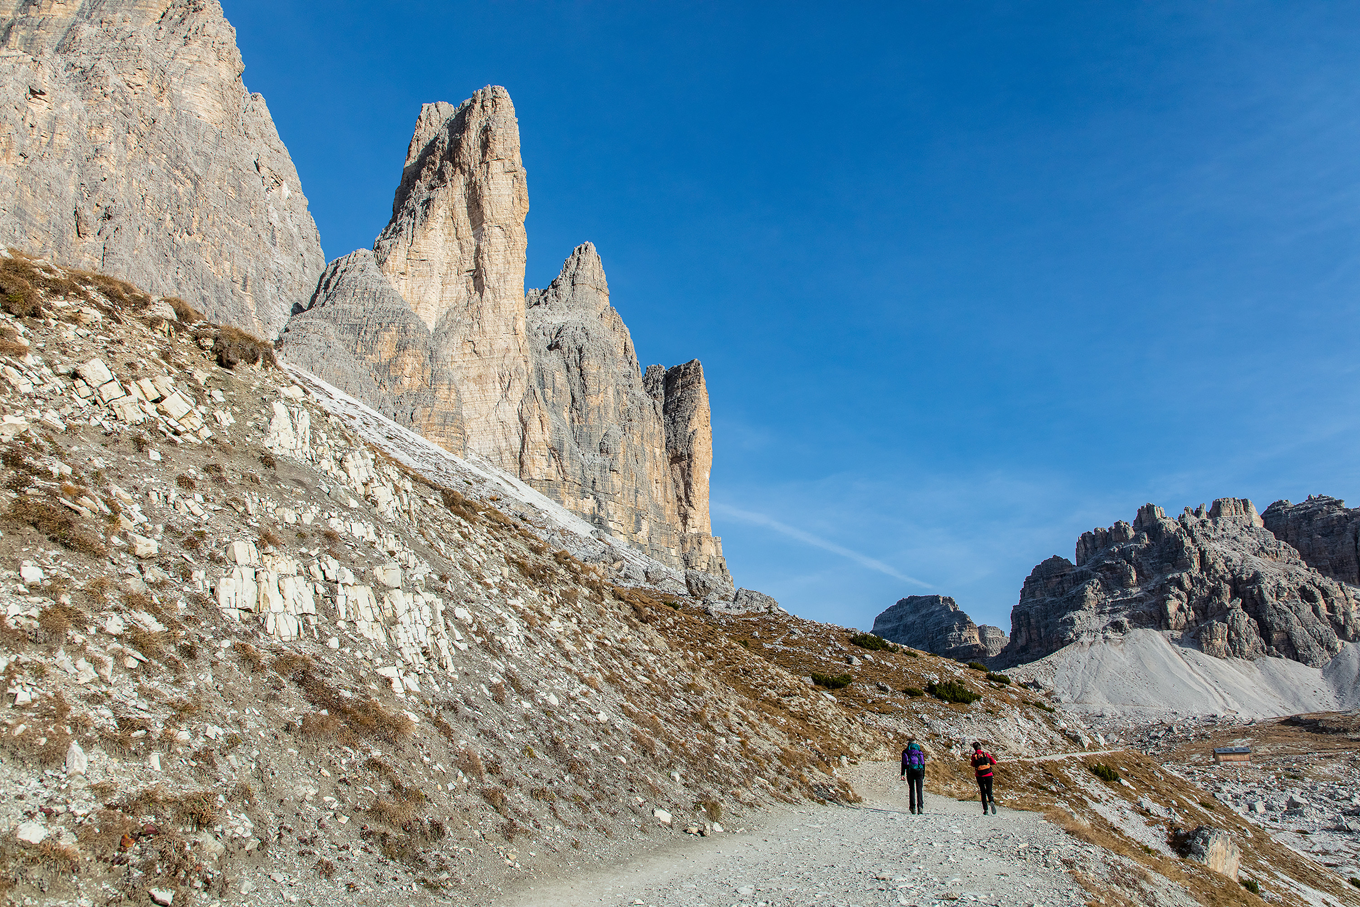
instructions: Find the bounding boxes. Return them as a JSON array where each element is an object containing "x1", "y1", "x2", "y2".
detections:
[
  {"x1": 731, "y1": 588, "x2": 782, "y2": 613},
  {"x1": 1179, "y1": 826, "x2": 1240, "y2": 881},
  {"x1": 686, "y1": 569, "x2": 735, "y2": 601}
]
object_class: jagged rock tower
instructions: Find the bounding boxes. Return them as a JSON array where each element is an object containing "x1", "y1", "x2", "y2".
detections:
[
  {"x1": 0, "y1": 0, "x2": 324, "y2": 337},
  {"x1": 284, "y1": 88, "x2": 728, "y2": 579}
]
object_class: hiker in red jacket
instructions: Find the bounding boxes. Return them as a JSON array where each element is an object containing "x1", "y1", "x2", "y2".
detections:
[{"x1": 970, "y1": 741, "x2": 998, "y2": 814}]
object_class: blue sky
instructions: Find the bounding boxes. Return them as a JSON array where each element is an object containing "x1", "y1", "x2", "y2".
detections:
[{"x1": 224, "y1": 1, "x2": 1360, "y2": 632}]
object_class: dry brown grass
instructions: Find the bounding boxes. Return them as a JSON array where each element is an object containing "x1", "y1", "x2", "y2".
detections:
[
  {"x1": 440, "y1": 486, "x2": 481, "y2": 522},
  {"x1": 164, "y1": 296, "x2": 201, "y2": 323},
  {"x1": 456, "y1": 747, "x2": 486, "y2": 781},
  {"x1": 8, "y1": 494, "x2": 106, "y2": 555},
  {"x1": 300, "y1": 712, "x2": 342, "y2": 739},
  {"x1": 0, "y1": 251, "x2": 153, "y2": 319},
  {"x1": 196, "y1": 324, "x2": 275, "y2": 369},
  {"x1": 83, "y1": 575, "x2": 116, "y2": 602},
  {"x1": 35, "y1": 602, "x2": 81, "y2": 643},
  {"x1": 231, "y1": 640, "x2": 265, "y2": 672},
  {"x1": 0, "y1": 323, "x2": 28, "y2": 358},
  {"x1": 293, "y1": 671, "x2": 413, "y2": 744},
  {"x1": 116, "y1": 785, "x2": 220, "y2": 830}
]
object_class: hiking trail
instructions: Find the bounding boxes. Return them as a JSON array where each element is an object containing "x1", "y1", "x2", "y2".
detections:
[{"x1": 492, "y1": 761, "x2": 1123, "y2": 907}]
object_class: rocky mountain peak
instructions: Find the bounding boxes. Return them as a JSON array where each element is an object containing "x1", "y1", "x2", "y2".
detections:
[
  {"x1": 1000, "y1": 498, "x2": 1360, "y2": 668},
  {"x1": 529, "y1": 242, "x2": 610, "y2": 316},
  {"x1": 283, "y1": 88, "x2": 727, "y2": 579},
  {"x1": 376, "y1": 85, "x2": 528, "y2": 334},
  {"x1": 1262, "y1": 495, "x2": 1360, "y2": 586},
  {"x1": 871, "y1": 594, "x2": 1008, "y2": 661}
]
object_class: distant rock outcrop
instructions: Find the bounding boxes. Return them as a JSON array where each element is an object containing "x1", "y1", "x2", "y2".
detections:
[
  {"x1": 999, "y1": 499, "x2": 1360, "y2": 668},
  {"x1": 1262, "y1": 496, "x2": 1360, "y2": 586},
  {"x1": 872, "y1": 595, "x2": 1008, "y2": 661},
  {"x1": 0, "y1": 0, "x2": 323, "y2": 337},
  {"x1": 282, "y1": 88, "x2": 727, "y2": 579}
]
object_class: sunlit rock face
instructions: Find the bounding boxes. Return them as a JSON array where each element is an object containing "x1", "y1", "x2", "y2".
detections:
[
  {"x1": 283, "y1": 88, "x2": 726, "y2": 576},
  {"x1": 0, "y1": 0, "x2": 324, "y2": 337}
]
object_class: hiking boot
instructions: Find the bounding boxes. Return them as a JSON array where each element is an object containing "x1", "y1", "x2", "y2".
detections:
[{"x1": 990, "y1": 803, "x2": 997, "y2": 814}]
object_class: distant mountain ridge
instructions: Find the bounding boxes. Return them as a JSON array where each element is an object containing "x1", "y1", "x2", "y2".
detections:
[
  {"x1": 875, "y1": 496, "x2": 1360, "y2": 675},
  {"x1": 871, "y1": 594, "x2": 1007, "y2": 661}
]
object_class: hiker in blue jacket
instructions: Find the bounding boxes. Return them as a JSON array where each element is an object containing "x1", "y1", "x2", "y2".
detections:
[{"x1": 900, "y1": 735, "x2": 926, "y2": 814}]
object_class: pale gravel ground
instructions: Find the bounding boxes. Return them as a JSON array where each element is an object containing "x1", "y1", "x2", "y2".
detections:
[{"x1": 493, "y1": 762, "x2": 1090, "y2": 907}]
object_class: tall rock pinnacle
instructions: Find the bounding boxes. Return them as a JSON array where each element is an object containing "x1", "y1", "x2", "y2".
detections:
[
  {"x1": 525, "y1": 242, "x2": 678, "y2": 555},
  {"x1": 283, "y1": 88, "x2": 728, "y2": 577},
  {"x1": 372, "y1": 88, "x2": 541, "y2": 469},
  {"x1": 0, "y1": 0, "x2": 324, "y2": 337}
]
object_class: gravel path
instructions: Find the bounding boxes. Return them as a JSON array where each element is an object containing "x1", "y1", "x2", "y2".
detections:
[{"x1": 494, "y1": 762, "x2": 1088, "y2": 907}]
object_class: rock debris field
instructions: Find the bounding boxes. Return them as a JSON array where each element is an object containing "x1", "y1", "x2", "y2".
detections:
[{"x1": 496, "y1": 763, "x2": 1090, "y2": 907}]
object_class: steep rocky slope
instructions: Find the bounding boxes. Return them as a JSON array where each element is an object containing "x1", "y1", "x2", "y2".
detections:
[
  {"x1": 0, "y1": 252, "x2": 867, "y2": 905},
  {"x1": 0, "y1": 0, "x2": 323, "y2": 338},
  {"x1": 871, "y1": 594, "x2": 1007, "y2": 661},
  {"x1": 999, "y1": 499, "x2": 1360, "y2": 668},
  {"x1": 283, "y1": 89, "x2": 727, "y2": 579}
]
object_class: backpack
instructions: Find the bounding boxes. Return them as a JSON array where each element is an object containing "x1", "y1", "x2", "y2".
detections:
[{"x1": 906, "y1": 743, "x2": 925, "y2": 769}]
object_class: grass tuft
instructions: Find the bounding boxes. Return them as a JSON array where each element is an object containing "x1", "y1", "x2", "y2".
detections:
[{"x1": 848, "y1": 632, "x2": 896, "y2": 652}]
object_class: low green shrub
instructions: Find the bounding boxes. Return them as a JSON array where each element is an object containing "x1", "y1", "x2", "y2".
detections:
[
  {"x1": 848, "y1": 632, "x2": 896, "y2": 652},
  {"x1": 1090, "y1": 763, "x2": 1121, "y2": 783},
  {"x1": 811, "y1": 672, "x2": 852, "y2": 690},
  {"x1": 926, "y1": 680, "x2": 979, "y2": 704},
  {"x1": 1244, "y1": 879, "x2": 1261, "y2": 894},
  {"x1": 966, "y1": 661, "x2": 988, "y2": 672},
  {"x1": 902, "y1": 686, "x2": 924, "y2": 697},
  {"x1": 986, "y1": 672, "x2": 1011, "y2": 685}
]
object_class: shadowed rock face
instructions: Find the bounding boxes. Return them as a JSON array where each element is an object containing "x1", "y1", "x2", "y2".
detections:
[
  {"x1": 999, "y1": 499, "x2": 1360, "y2": 668},
  {"x1": 871, "y1": 595, "x2": 1007, "y2": 661},
  {"x1": 0, "y1": 0, "x2": 323, "y2": 337},
  {"x1": 1262, "y1": 496, "x2": 1360, "y2": 586},
  {"x1": 282, "y1": 89, "x2": 727, "y2": 578},
  {"x1": 280, "y1": 251, "x2": 465, "y2": 452}
]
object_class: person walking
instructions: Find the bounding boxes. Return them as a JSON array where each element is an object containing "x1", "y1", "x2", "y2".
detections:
[
  {"x1": 970, "y1": 741, "x2": 998, "y2": 814},
  {"x1": 900, "y1": 735, "x2": 926, "y2": 814}
]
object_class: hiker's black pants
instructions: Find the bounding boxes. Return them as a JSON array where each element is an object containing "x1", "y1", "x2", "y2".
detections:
[
  {"x1": 976, "y1": 774, "x2": 994, "y2": 809},
  {"x1": 905, "y1": 769, "x2": 924, "y2": 812}
]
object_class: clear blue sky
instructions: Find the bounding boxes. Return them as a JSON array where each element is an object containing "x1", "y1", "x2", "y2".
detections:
[{"x1": 223, "y1": 1, "x2": 1360, "y2": 633}]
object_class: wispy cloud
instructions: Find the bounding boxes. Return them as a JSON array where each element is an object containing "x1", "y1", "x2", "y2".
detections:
[{"x1": 712, "y1": 502, "x2": 933, "y2": 588}]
